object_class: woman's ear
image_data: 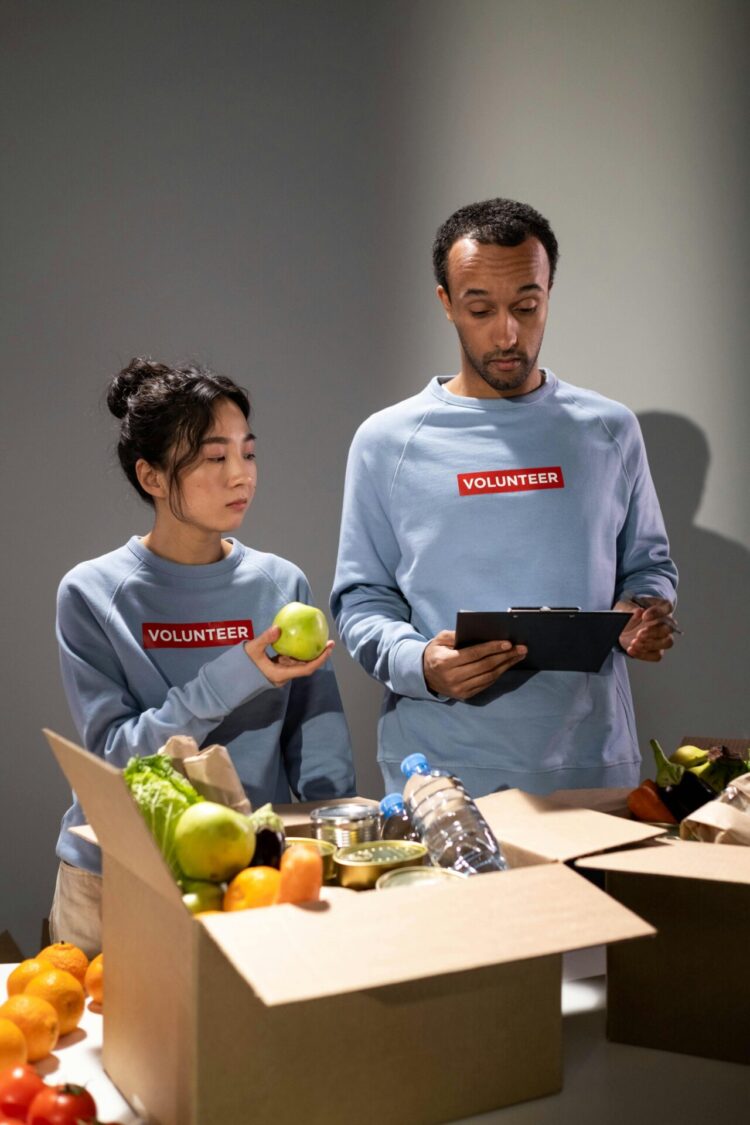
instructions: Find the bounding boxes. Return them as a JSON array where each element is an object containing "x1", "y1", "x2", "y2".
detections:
[{"x1": 135, "y1": 458, "x2": 168, "y2": 500}]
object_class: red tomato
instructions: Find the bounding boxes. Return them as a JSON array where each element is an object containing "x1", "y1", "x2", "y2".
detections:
[
  {"x1": 0, "y1": 1063, "x2": 46, "y2": 1119},
  {"x1": 27, "y1": 1084, "x2": 97, "y2": 1125}
]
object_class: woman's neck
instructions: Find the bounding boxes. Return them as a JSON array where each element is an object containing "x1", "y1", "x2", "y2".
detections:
[{"x1": 141, "y1": 523, "x2": 231, "y2": 566}]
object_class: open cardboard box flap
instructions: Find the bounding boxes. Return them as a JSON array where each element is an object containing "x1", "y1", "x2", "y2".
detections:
[
  {"x1": 475, "y1": 788, "x2": 663, "y2": 863},
  {"x1": 576, "y1": 838, "x2": 750, "y2": 884},
  {"x1": 45, "y1": 729, "x2": 181, "y2": 904},
  {"x1": 197, "y1": 861, "x2": 653, "y2": 1005}
]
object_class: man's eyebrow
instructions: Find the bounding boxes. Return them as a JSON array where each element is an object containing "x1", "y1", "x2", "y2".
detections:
[
  {"x1": 200, "y1": 431, "x2": 256, "y2": 445},
  {"x1": 461, "y1": 283, "x2": 544, "y2": 298}
]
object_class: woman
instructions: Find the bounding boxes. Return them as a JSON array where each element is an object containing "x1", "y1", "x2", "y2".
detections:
[{"x1": 51, "y1": 358, "x2": 356, "y2": 953}]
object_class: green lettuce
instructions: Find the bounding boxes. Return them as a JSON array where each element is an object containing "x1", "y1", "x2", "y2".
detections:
[{"x1": 123, "y1": 753, "x2": 203, "y2": 879}]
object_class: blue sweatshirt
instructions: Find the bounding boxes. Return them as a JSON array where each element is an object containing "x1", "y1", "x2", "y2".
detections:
[
  {"x1": 57, "y1": 536, "x2": 356, "y2": 872},
  {"x1": 331, "y1": 372, "x2": 677, "y2": 797}
]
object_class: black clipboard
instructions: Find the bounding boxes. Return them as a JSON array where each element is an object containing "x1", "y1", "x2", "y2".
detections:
[{"x1": 454, "y1": 608, "x2": 632, "y2": 672}]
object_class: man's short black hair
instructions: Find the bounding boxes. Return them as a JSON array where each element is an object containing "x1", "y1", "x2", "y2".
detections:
[{"x1": 433, "y1": 198, "x2": 559, "y2": 293}]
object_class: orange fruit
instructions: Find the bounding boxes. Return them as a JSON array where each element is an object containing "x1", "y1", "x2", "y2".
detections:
[
  {"x1": 24, "y1": 968, "x2": 85, "y2": 1036},
  {"x1": 84, "y1": 953, "x2": 104, "y2": 1006},
  {"x1": 6, "y1": 958, "x2": 54, "y2": 997},
  {"x1": 223, "y1": 866, "x2": 281, "y2": 911},
  {"x1": 36, "y1": 942, "x2": 89, "y2": 987},
  {"x1": 0, "y1": 994, "x2": 59, "y2": 1061},
  {"x1": 0, "y1": 1017, "x2": 28, "y2": 1068}
]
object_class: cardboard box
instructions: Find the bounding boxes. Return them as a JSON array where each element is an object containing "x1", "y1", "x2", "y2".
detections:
[
  {"x1": 577, "y1": 840, "x2": 750, "y2": 1064},
  {"x1": 45, "y1": 731, "x2": 655, "y2": 1125}
]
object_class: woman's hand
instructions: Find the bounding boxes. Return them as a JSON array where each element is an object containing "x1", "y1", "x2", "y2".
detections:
[{"x1": 245, "y1": 626, "x2": 334, "y2": 686}]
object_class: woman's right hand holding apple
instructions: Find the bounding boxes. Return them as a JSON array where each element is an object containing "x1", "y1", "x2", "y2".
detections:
[{"x1": 245, "y1": 626, "x2": 334, "y2": 686}]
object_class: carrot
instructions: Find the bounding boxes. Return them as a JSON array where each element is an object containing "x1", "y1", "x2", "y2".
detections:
[
  {"x1": 275, "y1": 844, "x2": 323, "y2": 904},
  {"x1": 627, "y1": 779, "x2": 677, "y2": 824}
]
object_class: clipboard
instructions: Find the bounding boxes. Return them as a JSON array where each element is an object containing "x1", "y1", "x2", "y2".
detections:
[{"x1": 454, "y1": 608, "x2": 632, "y2": 673}]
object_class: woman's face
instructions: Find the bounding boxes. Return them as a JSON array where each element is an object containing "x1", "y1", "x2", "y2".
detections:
[{"x1": 170, "y1": 398, "x2": 257, "y2": 535}]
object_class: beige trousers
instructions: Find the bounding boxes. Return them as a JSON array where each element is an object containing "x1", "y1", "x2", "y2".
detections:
[{"x1": 48, "y1": 861, "x2": 103, "y2": 959}]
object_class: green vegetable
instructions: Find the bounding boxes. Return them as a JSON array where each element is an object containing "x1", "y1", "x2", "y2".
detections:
[
  {"x1": 692, "y1": 744, "x2": 750, "y2": 794},
  {"x1": 650, "y1": 739, "x2": 684, "y2": 789},
  {"x1": 123, "y1": 753, "x2": 204, "y2": 879},
  {"x1": 248, "y1": 802, "x2": 285, "y2": 835}
]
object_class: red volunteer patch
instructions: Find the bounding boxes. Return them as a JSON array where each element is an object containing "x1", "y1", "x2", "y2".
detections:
[
  {"x1": 457, "y1": 466, "x2": 565, "y2": 496},
  {"x1": 142, "y1": 620, "x2": 254, "y2": 648}
]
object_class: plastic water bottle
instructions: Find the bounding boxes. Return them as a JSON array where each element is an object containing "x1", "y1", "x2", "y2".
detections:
[
  {"x1": 379, "y1": 794, "x2": 420, "y2": 842},
  {"x1": 401, "y1": 753, "x2": 507, "y2": 876}
]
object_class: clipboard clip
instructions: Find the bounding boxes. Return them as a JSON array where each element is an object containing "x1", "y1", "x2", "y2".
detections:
[{"x1": 507, "y1": 606, "x2": 582, "y2": 612}]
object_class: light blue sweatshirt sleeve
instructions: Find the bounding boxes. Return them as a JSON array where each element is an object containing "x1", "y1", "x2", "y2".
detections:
[
  {"x1": 331, "y1": 424, "x2": 438, "y2": 701},
  {"x1": 277, "y1": 574, "x2": 357, "y2": 800},
  {"x1": 57, "y1": 580, "x2": 274, "y2": 768},
  {"x1": 612, "y1": 416, "x2": 679, "y2": 605}
]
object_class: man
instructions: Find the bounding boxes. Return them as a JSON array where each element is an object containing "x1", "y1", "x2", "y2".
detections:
[{"x1": 331, "y1": 198, "x2": 677, "y2": 797}]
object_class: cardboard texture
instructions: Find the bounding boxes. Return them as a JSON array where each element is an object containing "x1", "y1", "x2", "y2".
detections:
[
  {"x1": 475, "y1": 788, "x2": 663, "y2": 865},
  {"x1": 578, "y1": 842, "x2": 750, "y2": 1064},
  {"x1": 44, "y1": 730, "x2": 654, "y2": 1124}
]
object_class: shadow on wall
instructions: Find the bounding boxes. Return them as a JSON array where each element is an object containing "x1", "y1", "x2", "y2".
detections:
[{"x1": 629, "y1": 412, "x2": 750, "y2": 769}]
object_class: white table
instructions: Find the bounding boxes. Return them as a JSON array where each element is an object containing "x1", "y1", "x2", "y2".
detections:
[{"x1": 3, "y1": 953, "x2": 747, "y2": 1124}]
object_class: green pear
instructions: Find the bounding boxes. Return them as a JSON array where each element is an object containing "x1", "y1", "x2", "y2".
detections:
[{"x1": 669, "y1": 744, "x2": 709, "y2": 768}]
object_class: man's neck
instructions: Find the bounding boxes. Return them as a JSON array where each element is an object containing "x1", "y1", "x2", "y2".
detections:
[{"x1": 445, "y1": 367, "x2": 545, "y2": 399}]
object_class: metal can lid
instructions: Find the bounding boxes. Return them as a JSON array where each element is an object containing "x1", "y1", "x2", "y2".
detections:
[
  {"x1": 376, "y1": 865, "x2": 466, "y2": 889},
  {"x1": 310, "y1": 802, "x2": 380, "y2": 825}
]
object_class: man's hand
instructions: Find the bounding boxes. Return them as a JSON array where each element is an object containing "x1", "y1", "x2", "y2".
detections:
[
  {"x1": 245, "y1": 626, "x2": 335, "y2": 686},
  {"x1": 615, "y1": 598, "x2": 676, "y2": 662},
  {"x1": 423, "y1": 629, "x2": 527, "y2": 700}
]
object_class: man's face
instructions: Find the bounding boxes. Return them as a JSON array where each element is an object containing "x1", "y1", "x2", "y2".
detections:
[{"x1": 437, "y1": 237, "x2": 551, "y2": 396}]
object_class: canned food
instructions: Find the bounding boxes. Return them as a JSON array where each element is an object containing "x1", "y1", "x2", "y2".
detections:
[
  {"x1": 375, "y1": 865, "x2": 466, "y2": 890},
  {"x1": 310, "y1": 803, "x2": 381, "y2": 848},
  {"x1": 334, "y1": 840, "x2": 428, "y2": 890},
  {"x1": 284, "y1": 837, "x2": 337, "y2": 883}
]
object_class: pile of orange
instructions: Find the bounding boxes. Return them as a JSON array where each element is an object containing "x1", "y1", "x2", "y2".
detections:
[{"x1": 1, "y1": 941, "x2": 105, "y2": 1063}]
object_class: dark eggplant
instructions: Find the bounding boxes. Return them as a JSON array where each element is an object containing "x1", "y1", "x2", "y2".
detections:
[
  {"x1": 650, "y1": 739, "x2": 715, "y2": 821},
  {"x1": 657, "y1": 770, "x2": 716, "y2": 821},
  {"x1": 250, "y1": 826, "x2": 285, "y2": 869},
  {"x1": 247, "y1": 803, "x2": 286, "y2": 869}
]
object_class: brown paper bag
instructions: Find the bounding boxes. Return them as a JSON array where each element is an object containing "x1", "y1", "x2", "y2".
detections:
[
  {"x1": 159, "y1": 736, "x2": 252, "y2": 814},
  {"x1": 680, "y1": 774, "x2": 750, "y2": 845}
]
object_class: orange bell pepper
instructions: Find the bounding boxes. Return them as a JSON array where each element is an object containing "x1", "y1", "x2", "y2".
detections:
[{"x1": 627, "y1": 778, "x2": 678, "y2": 824}]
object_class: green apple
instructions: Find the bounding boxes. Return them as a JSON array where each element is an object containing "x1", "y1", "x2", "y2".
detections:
[
  {"x1": 271, "y1": 601, "x2": 329, "y2": 661},
  {"x1": 181, "y1": 878, "x2": 225, "y2": 914},
  {"x1": 174, "y1": 802, "x2": 255, "y2": 882}
]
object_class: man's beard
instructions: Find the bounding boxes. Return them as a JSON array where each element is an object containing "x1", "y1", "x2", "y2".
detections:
[{"x1": 458, "y1": 331, "x2": 539, "y2": 394}]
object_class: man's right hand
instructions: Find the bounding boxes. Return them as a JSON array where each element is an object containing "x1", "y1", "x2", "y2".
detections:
[{"x1": 423, "y1": 630, "x2": 527, "y2": 700}]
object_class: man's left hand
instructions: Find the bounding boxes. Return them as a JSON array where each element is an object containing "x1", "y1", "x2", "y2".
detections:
[{"x1": 615, "y1": 598, "x2": 676, "y2": 662}]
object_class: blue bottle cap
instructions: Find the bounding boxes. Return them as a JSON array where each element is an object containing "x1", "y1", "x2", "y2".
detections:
[
  {"x1": 401, "y1": 752, "x2": 431, "y2": 778},
  {"x1": 379, "y1": 793, "x2": 406, "y2": 817}
]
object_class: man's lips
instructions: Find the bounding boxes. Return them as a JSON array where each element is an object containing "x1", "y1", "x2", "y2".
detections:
[{"x1": 487, "y1": 356, "x2": 523, "y2": 368}]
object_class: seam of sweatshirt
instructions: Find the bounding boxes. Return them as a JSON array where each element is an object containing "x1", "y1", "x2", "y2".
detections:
[
  {"x1": 104, "y1": 557, "x2": 147, "y2": 629},
  {"x1": 555, "y1": 385, "x2": 635, "y2": 492},
  {"x1": 388, "y1": 399, "x2": 438, "y2": 501}
]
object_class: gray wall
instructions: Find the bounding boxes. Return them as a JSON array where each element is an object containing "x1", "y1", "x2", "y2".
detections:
[{"x1": 1, "y1": 0, "x2": 747, "y2": 955}]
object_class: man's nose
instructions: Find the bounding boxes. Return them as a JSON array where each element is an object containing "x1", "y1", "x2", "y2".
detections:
[{"x1": 492, "y1": 313, "x2": 518, "y2": 350}]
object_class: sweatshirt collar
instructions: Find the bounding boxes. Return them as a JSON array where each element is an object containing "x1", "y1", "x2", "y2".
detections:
[
  {"x1": 429, "y1": 368, "x2": 557, "y2": 410},
  {"x1": 126, "y1": 535, "x2": 245, "y2": 579}
]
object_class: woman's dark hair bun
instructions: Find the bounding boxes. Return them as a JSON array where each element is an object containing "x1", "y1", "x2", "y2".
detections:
[{"x1": 107, "y1": 357, "x2": 171, "y2": 419}]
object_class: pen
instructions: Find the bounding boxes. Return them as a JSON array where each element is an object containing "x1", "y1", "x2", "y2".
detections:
[{"x1": 629, "y1": 595, "x2": 684, "y2": 636}]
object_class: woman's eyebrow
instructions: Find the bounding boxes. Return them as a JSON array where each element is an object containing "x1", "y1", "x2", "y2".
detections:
[{"x1": 200, "y1": 431, "x2": 255, "y2": 445}]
